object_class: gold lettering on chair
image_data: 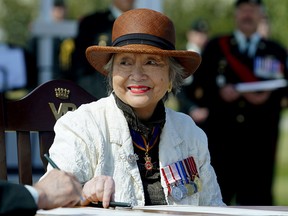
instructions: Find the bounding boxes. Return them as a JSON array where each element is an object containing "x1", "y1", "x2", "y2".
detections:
[{"x1": 49, "y1": 103, "x2": 77, "y2": 120}]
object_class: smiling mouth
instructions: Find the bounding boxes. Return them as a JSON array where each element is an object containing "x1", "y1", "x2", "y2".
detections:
[{"x1": 128, "y1": 86, "x2": 151, "y2": 93}]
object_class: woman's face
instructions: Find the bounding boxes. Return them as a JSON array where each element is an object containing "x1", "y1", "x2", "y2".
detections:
[{"x1": 112, "y1": 53, "x2": 170, "y2": 119}]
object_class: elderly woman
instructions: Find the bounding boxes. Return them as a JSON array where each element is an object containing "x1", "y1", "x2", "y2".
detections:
[{"x1": 44, "y1": 8, "x2": 225, "y2": 207}]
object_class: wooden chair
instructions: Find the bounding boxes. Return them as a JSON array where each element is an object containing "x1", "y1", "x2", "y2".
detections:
[{"x1": 0, "y1": 79, "x2": 97, "y2": 185}]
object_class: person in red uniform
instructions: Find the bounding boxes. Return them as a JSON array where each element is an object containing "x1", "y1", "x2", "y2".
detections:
[{"x1": 184, "y1": 0, "x2": 288, "y2": 205}]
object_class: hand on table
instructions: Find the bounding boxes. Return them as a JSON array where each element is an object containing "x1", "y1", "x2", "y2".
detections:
[{"x1": 81, "y1": 176, "x2": 115, "y2": 208}]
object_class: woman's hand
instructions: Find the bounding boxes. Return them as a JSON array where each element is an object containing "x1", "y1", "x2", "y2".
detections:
[{"x1": 81, "y1": 176, "x2": 115, "y2": 208}]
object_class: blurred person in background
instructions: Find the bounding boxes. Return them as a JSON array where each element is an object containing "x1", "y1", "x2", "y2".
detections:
[
  {"x1": 28, "y1": 0, "x2": 70, "y2": 80},
  {"x1": 52, "y1": 0, "x2": 67, "y2": 22},
  {"x1": 185, "y1": 0, "x2": 288, "y2": 205},
  {"x1": 257, "y1": 14, "x2": 270, "y2": 39},
  {"x1": 186, "y1": 19, "x2": 209, "y2": 54},
  {"x1": 177, "y1": 19, "x2": 210, "y2": 131},
  {"x1": 69, "y1": 0, "x2": 135, "y2": 99}
]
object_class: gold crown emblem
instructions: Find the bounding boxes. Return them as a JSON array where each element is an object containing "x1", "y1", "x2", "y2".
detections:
[{"x1": 55, "y1": 88, "x2": 70, "y2": 99}]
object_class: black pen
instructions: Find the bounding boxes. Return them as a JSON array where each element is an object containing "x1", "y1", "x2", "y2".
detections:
[
  {"x1": 89, "y1": 201, "x2": 132, "y2": 208},
  {"x1": 44, "y1": 153, "x2": 60, "y2": 170}
]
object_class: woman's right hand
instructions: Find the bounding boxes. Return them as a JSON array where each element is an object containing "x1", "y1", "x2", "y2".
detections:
[{"x1": 81, "y1": 176, "x2": 115, "y2": 208}]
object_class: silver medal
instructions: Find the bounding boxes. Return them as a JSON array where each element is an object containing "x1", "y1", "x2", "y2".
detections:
[
  {"x1": 171, "y1": 185, "x2": 184, "y2": 201},
  {"x1": 177, "y1": 183, "x2": 188, "y2": 198}
]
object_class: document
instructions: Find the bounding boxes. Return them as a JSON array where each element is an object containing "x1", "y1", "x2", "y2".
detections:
[
  {"x1": 133, "y1": 205, "x2": 288, "y2": 216},
  {"x1": 37, "y1": 207, "x2": 159, "y2": 216},
  {"x1": 234, "y1": 79, "x2": 287, "y2": 93},
  {"x1": 37, "y1": 205, "x2": 288, "y2": 216}
]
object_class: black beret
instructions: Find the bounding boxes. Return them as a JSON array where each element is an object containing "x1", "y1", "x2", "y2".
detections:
[
  {"x1": 54, "y1": 0, "x2": 66, "y2": 7},
  {"x1": 190, "y1": 19, "x2": 209, "y2": 33},
  {"x1": 235, "y1": 0, "x2": 263, "y2": 7}
]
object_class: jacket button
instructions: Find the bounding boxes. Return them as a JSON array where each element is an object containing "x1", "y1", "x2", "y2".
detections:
[
  {"x1": 236, "y1": 114, "x2": 245, "y2": 123},
  {"x1": 238, "y1": 100, "x2": 246, "y2": 108}
]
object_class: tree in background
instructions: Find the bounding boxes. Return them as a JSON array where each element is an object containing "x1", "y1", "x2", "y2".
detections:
[
  {"x1": 0, "y1": 0, "x2": 37, "y2": 47},
  {"x1": 164, "y1": 0, "x2": 288, "y2": 50},
  {"x1": 0, "y1": 0, "x2": 109, "y2": 47},
  {"x1": 0, "y1": 0, "x2": 287, "y2": 49}
]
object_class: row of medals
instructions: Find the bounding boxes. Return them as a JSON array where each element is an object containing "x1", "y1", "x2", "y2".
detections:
[{"x1": 170, "y1": 175, "x2": 202, "y2": 201}]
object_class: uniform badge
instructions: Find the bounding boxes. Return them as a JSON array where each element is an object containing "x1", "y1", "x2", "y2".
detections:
[{"x1": 254, "y1": 56, "x2": 284, "y2": 79}]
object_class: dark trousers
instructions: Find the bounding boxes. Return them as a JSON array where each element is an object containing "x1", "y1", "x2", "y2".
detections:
[{"x1": 207, "y1": 111, "x2": 279, "y2": 205}]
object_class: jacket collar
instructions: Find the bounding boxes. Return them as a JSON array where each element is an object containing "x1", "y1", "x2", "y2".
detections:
[{"x1": 105, "y1": 94, "x2": 183, "y2": 155}]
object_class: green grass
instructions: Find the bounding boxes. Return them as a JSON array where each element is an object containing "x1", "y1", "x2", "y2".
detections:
[{"x1": 273, "y1": 108, "x2": 288, "y2": 206}]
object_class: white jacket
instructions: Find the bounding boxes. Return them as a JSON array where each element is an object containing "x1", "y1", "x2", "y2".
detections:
[{"x1": 46, "y1": 94, "x2": 225, "y2": 206}]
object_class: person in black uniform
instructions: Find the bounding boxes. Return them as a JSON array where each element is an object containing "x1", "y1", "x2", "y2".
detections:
[
  {"x1": 184, "y1": 0, "x2": 288, "y2": 205},
  {"x1": 28, "y1": 0, "x2": 70, "y2": 81},
  {"x1": 0, "y1": 169, "x2": 82, "y2": 215},
  {"x1": 70, "y1": 0, "x2": 135, "y2": 99},
  {"x1": 177, "y1": 19, "x2": 210, "y2": 131}
]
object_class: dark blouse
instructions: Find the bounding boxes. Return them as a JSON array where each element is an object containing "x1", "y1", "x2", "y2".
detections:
[{"x1": 113, "y1": 93, "x2": 167, "y2": 205}]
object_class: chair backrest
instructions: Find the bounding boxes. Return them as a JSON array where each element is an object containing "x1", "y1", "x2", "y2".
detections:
[{"x1": 0, "y1": 79, "x2": 97, "y2": 185}]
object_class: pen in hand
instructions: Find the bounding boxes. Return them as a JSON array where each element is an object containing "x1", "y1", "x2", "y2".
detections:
[
  {"x1": 43, "y1": 153, "x2": 129, "y2": 207},
  {"x1": 44, "y1": 153, "x2": 60, "y2": 170},
  {"x1": 44, "y1": 153, "x2": 84, "y2": 202}
]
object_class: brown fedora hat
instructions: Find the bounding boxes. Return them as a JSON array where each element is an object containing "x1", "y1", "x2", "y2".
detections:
[{"x1": 86, "y1": 8, "x2": 201, "y2": 78}]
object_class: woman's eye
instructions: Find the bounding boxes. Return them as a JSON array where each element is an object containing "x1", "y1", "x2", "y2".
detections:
[
  {"x1": 146, "y1": 60, "x2": 157, "y2": 65},
  {"x1": 120, "y1": 60, "x2": 130, "y2": 65}
]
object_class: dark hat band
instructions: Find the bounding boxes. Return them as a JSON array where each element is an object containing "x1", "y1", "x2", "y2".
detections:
[{"x1": 112, "y1": 33, "x2": 175, "y2": 50}]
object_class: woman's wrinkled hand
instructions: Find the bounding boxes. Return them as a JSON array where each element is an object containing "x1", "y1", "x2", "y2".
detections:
[{"x1": 81, "y1": 176, "x2": 115, "y2": 208}]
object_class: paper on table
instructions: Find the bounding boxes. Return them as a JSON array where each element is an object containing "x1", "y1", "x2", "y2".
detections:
[
  {"x1": 234, "y1": 79, "x2": 287, "y2": 93},
  {"x1": 37, "y1": 206, "x2": 288, "y2": 216},
  {"x1": 132, "y1": 205, "x2": 288, "y2": 216},
  {"x1": 37, "y1": 207, "x2": 164, "y2": 216}
]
